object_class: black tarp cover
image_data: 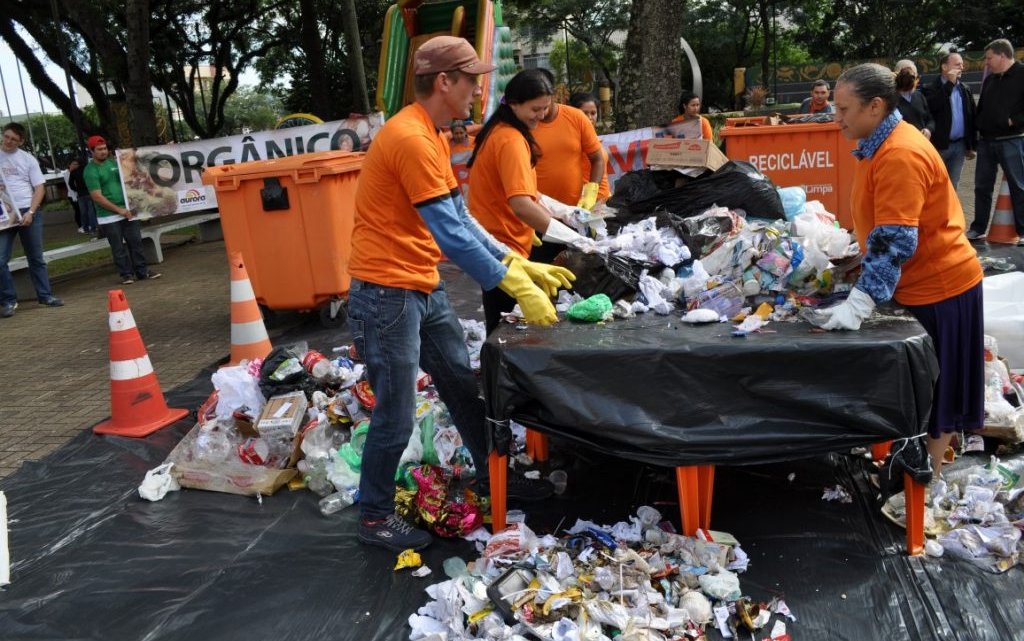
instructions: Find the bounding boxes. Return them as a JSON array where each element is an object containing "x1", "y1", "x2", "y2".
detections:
[{"x1": 483, "y1": 314, "x2": 939, "y2": 466}]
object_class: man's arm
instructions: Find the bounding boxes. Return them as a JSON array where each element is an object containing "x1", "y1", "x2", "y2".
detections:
[{"x1": 90, "y1": 189, "x2": 131, "y2": 218}]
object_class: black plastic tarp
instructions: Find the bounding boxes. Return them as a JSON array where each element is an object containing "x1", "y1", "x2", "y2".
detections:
[{"x1": 483, "y1": 315, "x2": 938, "y2": 466}]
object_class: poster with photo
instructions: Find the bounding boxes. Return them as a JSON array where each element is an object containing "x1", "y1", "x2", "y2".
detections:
[{"x1": 0, "y1": 171, "x2": 21, "y2": 231}]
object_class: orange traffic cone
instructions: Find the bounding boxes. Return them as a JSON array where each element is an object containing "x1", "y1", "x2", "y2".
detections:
[
  {"x1": 227, "y1": 251, "x2": 272, "y2": 366},
  {"x1": 987, "y1": 176, "x2": 1020, "y2": 244},
  {"x1": 94, "y1": 290, "x2": 189, "y2": 437}
]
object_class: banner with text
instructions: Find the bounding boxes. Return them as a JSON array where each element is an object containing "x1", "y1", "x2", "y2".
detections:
[{"x1": 115, "y1": 113, "x2": 385, "y2": 218}]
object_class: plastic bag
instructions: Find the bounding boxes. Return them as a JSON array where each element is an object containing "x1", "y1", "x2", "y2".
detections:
[
  {"x1": 138, "y1": 462, "x2": 181, "y2": 502},
  {"x1": 626, "y1": 161, "x2": 786, "y2": 221},
  {"x1": 557, "y1": 250, "x2": 652, "y2": 301},
  {"x1": 777, "y1": 186, "x2": 806, "y2": 220},
  {"x1": 211, "y1": 365, "x2": 266, "y2": 419},
  {"x1": 567, "y1": 294, "x2": 614, "y2": 322},
  {"x1": 982, "y1": 272, "x2": 1024, "y2": 368}
]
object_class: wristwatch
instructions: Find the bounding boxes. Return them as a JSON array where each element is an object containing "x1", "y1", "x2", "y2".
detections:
[{"x1": 27, "y1": 208, "x2": 36, "y2": 216}]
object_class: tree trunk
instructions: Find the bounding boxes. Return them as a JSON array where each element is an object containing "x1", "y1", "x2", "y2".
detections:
[
  {"x1": 124, "y1": 0, "x2": 160, "y2": 146},
  {"x1": 615, "y1": 0, "x2": 684, "y2": 130},
  {"x1": 299, "y1": 0, "x2": 331, "y2": 118},
  {"x1": 757, "y1": 0, "x2": 770, "y2": 91},
  {"x1": 340, "y1": 0, "x2": 371, "y2": 114}
]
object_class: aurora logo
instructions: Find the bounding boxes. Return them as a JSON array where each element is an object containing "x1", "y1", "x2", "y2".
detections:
[{"x1": 178, "y1": 188, "x2": 207, "y2": 205}]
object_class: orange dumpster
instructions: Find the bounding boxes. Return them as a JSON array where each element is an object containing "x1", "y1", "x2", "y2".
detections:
[
  {"x1": 720, "y1": 120, "x2": 858, "y2": 229},
  {"x1": 201, "y1": 151, "x2": 364, "y2": 325}
]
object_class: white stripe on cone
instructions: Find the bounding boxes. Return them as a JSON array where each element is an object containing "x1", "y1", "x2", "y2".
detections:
[
  {"x1": 231, "y1": 319, "x2": 269, "y2": 345},
  {"x1": 110, "y1": 356, "x2": 155, "y2": 381},
  {"x1": 109, "y1": 310, "x2": 137, "y2": 332},
  {"x1": 230, "y1": 279, "x2": 256, "y2": 301}
]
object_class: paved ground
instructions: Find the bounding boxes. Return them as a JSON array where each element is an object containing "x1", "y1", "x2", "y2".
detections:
[{"x1": 0, "y1": 159, "x2": 1000, "y2": 480}]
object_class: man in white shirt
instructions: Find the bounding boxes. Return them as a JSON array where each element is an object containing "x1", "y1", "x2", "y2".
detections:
[{"x1": 0, "y1": 122, "x2": 63, "y2": 317}]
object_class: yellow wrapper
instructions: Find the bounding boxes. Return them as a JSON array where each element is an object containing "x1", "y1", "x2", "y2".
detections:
[{"x1": 394, "y1": 549, "x2": 423, "y2": 571}]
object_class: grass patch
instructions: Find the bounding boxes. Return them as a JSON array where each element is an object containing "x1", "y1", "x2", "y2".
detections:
[
  {"x1": 10, "y1": 234, "x2": 97, "y2": 260},
  {"x1": 48, "y1": 248, "x2": 112, "y2": 277}
]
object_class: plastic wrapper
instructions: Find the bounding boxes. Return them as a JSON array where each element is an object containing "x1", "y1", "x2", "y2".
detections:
[
  {"x1": 937, "y1": 523, "x2": 1021, "y2": 573},
  {"x1": 567, "y1": 294, "x2": 614, "y2": 322},
  {"x1": 411, "y1": 465, "x2": 483, "y2": 538},
  {"x1": 679, "y1": 206, "x2": 745, "y2": 258},
  {"x1": 483, "y1": 522, "x2": 539, "y2": 558}
]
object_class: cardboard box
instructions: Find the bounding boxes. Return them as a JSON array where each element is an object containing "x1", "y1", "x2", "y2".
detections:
[
  {"x1": 257, "y1": 391, "x2": 309, "y2": 436},
  {"x1": 646, "y1": 138, "x2": 729, "y2": 172},
  {"x1": 166, "y1": 421, "x2": 299, "y2": 496}
]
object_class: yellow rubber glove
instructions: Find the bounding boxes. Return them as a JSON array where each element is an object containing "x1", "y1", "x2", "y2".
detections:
[
  {"x1": 577, "y1": 182, "x2": 599, "y2": 210},
  {"x1": 531, "y1": 232, "x2": 543, "y2": 247},
  {"x1": 503, "y1": 253, "x2": 575, "y2": 298},
  {"x1": 498, "y1": 258, "x2": 558, "y2": 326}
]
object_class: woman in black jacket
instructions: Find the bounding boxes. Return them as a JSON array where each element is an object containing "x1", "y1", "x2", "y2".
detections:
[{"x1": 894, "y1": 64, "x2": 936, "y2": 138}]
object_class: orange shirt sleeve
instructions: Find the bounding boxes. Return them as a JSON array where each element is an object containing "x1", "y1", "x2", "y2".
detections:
[
  {"x1": 577, "y1": 109, "x2": 603, "y2": 157},
  {"x1": 394, "y1": 131, "x2": 457, "y2": 205},
  {"x1": 496, "y1": 133, "x2": 537, "y2": 200},
  {"x1": 701, "y1": 116, "x2": 713, "y2": 141},
  {"x1": 868, "y1": 146, "x2": 930, "y2": 228}
]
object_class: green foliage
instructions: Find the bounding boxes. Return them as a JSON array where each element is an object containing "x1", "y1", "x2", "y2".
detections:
[
  {"x1": 221, "y1": 87, "x2": 285, "y2": 134},
  {"x1": 548, "y1": 40, "x2": 600, "y2": 94},
  {"x1": 504, "y1": 0, "x2": 627, "y2": 88}
]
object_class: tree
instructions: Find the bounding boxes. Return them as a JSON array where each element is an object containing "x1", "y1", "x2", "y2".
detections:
[
  {"x1": 616, "y1": 0, "x2": 684, "y2": 129},
  {"x1": 504, "y1": 0, "x2": 629, "y2": 92},
  {"x1": 221, "y1": 87, "x2": 285, "y2": 134},
  {"x1": 256, "y1": 0, "x2": 388, "y2": 120}
]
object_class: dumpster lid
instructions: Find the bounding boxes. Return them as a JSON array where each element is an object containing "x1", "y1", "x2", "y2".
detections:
[{"x1": 201, "y1": 150, "x2": 364, "y2": 183}]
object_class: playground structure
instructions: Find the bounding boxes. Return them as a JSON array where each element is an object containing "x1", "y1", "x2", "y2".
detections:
[{"x1": 376, "y1": 0, "x2": 517, "y2": 123}]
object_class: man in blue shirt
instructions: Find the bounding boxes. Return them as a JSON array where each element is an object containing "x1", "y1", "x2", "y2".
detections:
[{"x1": 922, "y1": 51, "x2": 976, "y2": 189}]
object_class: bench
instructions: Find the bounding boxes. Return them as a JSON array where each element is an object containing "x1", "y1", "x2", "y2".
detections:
[
  {"x1": 139, "y1": 212, "x2": 222, "y2": 264},
  {"x1": 8, "y1": 212, "x2": 223, "y2": 301}
]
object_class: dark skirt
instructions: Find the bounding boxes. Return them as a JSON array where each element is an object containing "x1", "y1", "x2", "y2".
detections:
[{"x1": 905, "y1": 281, "x2": 985, "y2": 438}]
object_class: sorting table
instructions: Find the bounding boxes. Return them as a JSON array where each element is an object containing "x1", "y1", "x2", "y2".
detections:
[{"x1": 482, "y1": 313, "x2": 938, "y2": 554}]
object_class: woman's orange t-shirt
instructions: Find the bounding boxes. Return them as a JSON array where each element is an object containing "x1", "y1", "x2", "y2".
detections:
[
  {"x1": 467, "y1": 123, "x2": 538, "y2": 258},
  {"x1": 850, "y1": 120, "x2": 981, "y2": 306},
  {"x1": 533, "y1": 105, "x2": 604, "y2": 205}
]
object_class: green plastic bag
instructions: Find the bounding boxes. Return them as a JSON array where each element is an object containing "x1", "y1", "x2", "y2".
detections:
[{"x1": 567, "y1": 294, "x2": 614, "y2": 322}]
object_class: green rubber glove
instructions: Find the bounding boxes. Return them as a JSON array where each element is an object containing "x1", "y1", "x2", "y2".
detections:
[
  {"x1": 498, "y1": 258, "x2": 559, "y2": 326},
  {"x1": 503, "y1": 253, "x2": 575, "y2": 298}
]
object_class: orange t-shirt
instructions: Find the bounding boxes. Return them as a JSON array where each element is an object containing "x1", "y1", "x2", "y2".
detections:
[
  {"x1": 350, "y1": 102, "x2": 455, "y2": 294},
  {"x1": 533, "y1": 105, "x2": 604, "y2": 205},
  {"x1": 850, "y1": 120, "x2": 982, "y2": 306},
  {"x1": 671, "y1": 114, "x2": 714, "y2": 141},
  {"x1": 467, "y1": 123, "x2": 538, "y2": 258}
]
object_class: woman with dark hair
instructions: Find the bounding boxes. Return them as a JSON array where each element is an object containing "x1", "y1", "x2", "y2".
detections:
[
  {"x1": 821, "y1": 62, "x2": 983, "y2": 478},
  {"x1": 569, "y1": 92, "x2": 599, "y2": 124},
  {"x1": 893, "y1": 62, "x2": 935, "y2": 139},
  {"x1": 568, "y1": 92, "x2": 611, "y2": 204},
  {"x1": 468, "y1": 68, "x2": 581, "y2": 333},
  {"x1": 672, "y1": 91, "x2": 714, "y2": 140}
]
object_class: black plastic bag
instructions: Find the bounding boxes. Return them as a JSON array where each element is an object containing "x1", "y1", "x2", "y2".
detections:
[
  {"x1": 879, "y1": 436, "x2": 934, "y2": 501},
  {"x1": 625, "y1": 161, "x2": 785, "y2": 220},
  {"x1": 556, "y1": 250, "x2": 656, "y2": 301},
  {"x1": 258, "y1": 346, "x2": 315, "y2": 398}
]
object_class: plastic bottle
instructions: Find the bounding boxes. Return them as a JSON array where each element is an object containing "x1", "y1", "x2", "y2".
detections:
[
  {"x1": 302, "y1": 350, "x2": 333, "y2": 380},
  {"x1": 303, "y1": 459, "x2": 334, "y2": 497},
  {"x1": 319, "y1": 488, "x2": 357, "y2": 515}
]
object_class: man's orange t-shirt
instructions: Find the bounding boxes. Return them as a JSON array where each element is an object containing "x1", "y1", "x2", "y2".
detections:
[
  {"x1": 467, "y1": 123, "x2": 538, "y2": 258},
  {"x1": 850, "y1": 120, "x2": 981, "y2": 306},
  {"x1": 533, "y1": 105, "x2": 604, "y2": 205},
  {"x1": 350, "y1": 102, "x2": 455, "y2": 294}
]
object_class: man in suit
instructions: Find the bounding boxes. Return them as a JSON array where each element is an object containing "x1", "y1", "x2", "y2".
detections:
[{"x1": 922, "y1": 51, "x2": 977, "y2": 188}]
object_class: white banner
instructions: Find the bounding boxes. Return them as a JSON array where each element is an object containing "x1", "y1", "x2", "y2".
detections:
[
  {"x1": 115, "y1": 113, "x2": 385, "y2": 218},
  {"x1": 599, "y1": 119, "x2": 702, "y2": 191}
]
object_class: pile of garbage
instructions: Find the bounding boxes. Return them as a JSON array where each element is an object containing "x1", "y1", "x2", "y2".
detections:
[
  {"x1": 883, "y1": 454, "x2": 1024, "y2": 573},
  {"x1": 539, "y1": 165, "x2": 861, "y2": 329},
  {"x1": 408, "y1": 509, "x2": 795, "y2": 641},
  {"x1": 146, "y1": 329, "x2": 494, "y2": 538}
]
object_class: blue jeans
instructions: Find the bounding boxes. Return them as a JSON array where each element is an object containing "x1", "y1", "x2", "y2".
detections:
[
  {"x1": 78, "y1": 196, "x2": 98, "y2": 231},
  {"x1": 0, "y1": 208, "x2": 54, "y2": 305},
  {"x1": 348, "y1": 278, "x2": 490, "y2": 521},
  {"x1": 938, "y1": 139, "x2": 966, "y2": 189},
  {"x1": 102, "y1": 218, "x2": 148, "y2": 278},
  {"x1": 972, "y1": 137, "x2": 1024, "y2": 235}
]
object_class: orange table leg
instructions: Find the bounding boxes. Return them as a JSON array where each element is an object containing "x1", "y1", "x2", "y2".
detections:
[
  {"x1": 525, "y1": 429, "x2": 550, "y2": 462},
  {"x1": 904, "y1": 472, "x2": 926, "y2": 556},
  {"x1": 871, "y1": 440, "x2": 893, "y2": 463},
  {"x1": 489, "y1": 451, "x2": 508, "y2": 533},
  {"x1": 675, "y1": 466, "x2": 701, "y2": 536},
  {"x1": 697, "y1": 465, "x2": 715, "y2": 530}
]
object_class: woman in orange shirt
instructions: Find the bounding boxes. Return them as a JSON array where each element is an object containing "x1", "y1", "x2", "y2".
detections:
[
  {"x1": 819, "y1": 63, "x2": 984, "y2": 478},
  {"x1": 672, "y1": 91, "x2": 714, "y2": 141},
  {"x1": 468, "y1": 69, "x2": 584, "y2": 332},
  {"x1": 569, "y1": 92, "x2": 611, "y2": 203}
]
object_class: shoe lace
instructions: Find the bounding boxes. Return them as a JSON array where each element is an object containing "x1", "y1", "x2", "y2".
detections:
[{"x1": 384, "y1": 514, "x2": 414, "y2": 535}]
